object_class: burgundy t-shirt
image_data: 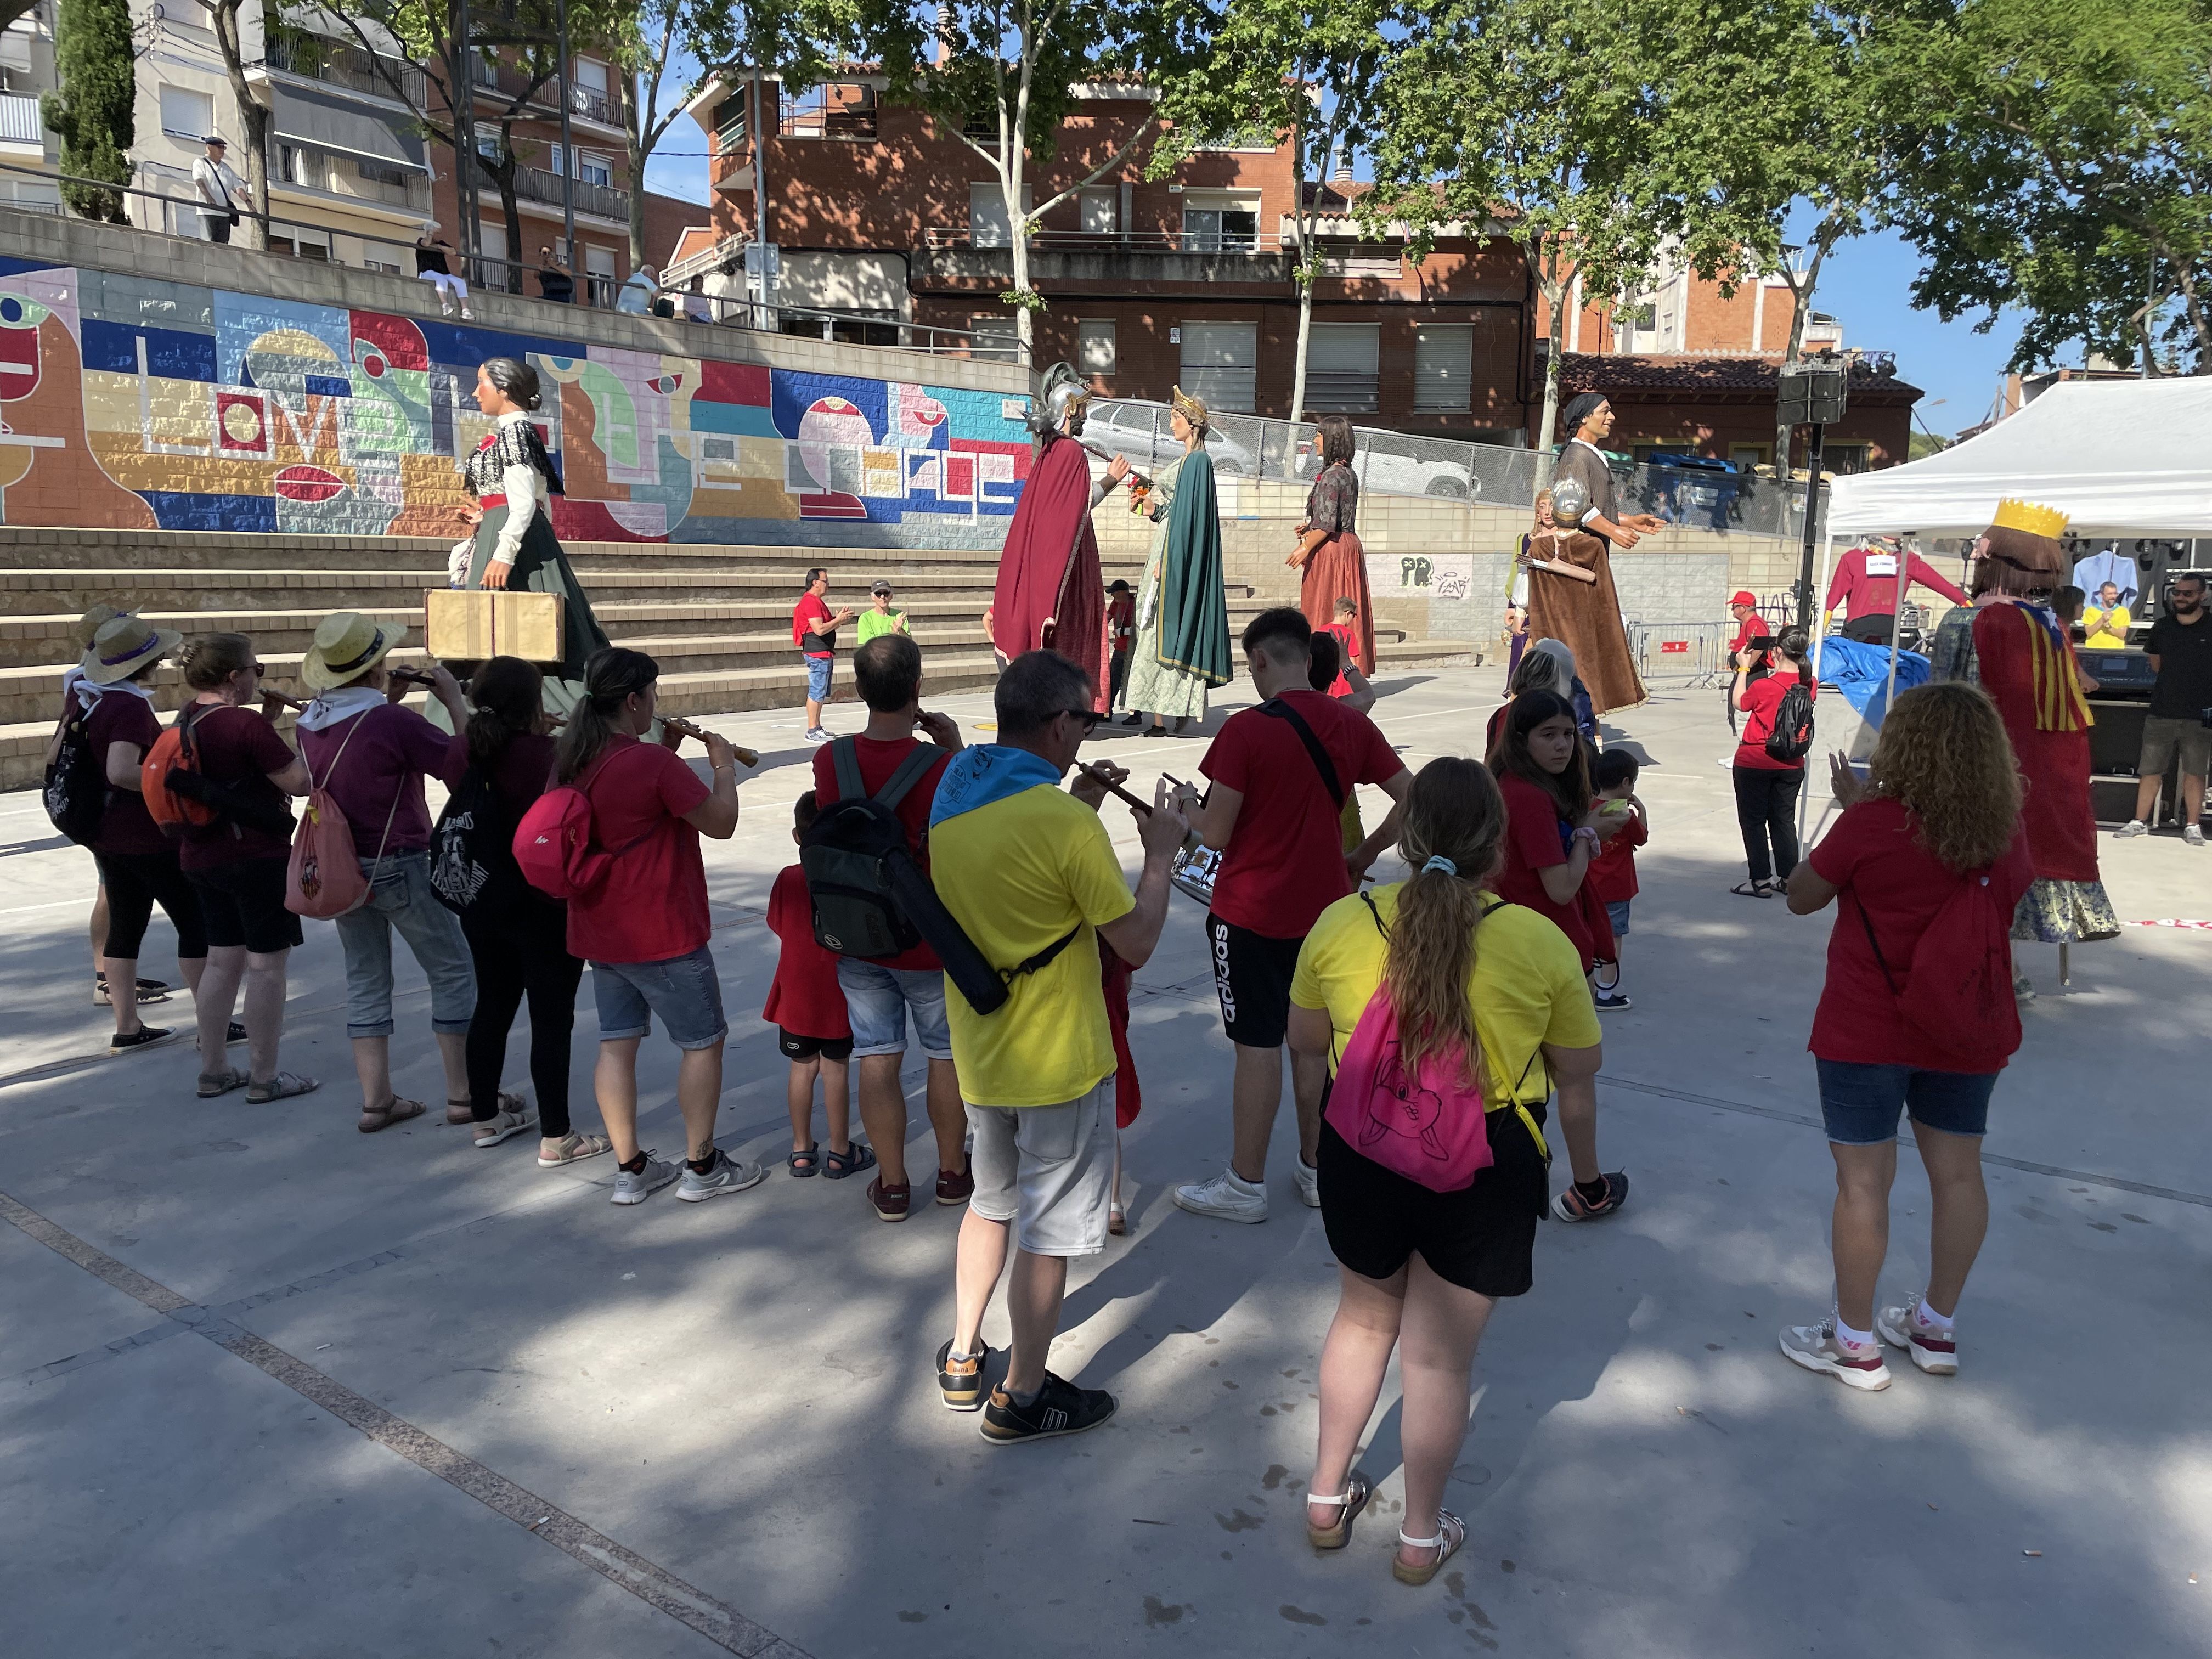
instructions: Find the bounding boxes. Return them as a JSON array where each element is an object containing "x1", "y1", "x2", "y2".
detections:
[
  {"x1": 82, "y1": 691, "x2": 166, "y2": 856},
  {"x1": 296, "y1": 703, "x2": 452, "y2": 857},
  {"x1": 1201, "y1": 690, "x2": 1405, "y2": 938},
  {"x1": 177, "y1": 703, "x2": 297, "y2": 871}
]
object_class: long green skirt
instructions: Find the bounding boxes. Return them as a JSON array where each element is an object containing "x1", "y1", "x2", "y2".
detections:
[{"x1": 1123, "y1": 549, "x2": 1211, "y2": 721}]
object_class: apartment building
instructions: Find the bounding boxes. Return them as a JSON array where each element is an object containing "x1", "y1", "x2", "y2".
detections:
[{"x1": 1, "y1": 0, "x2": 60, "y2": 215}]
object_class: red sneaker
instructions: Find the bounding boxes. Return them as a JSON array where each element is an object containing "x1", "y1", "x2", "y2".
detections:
[
  {"x1": 867, "y1": 1176, "x2": 911, "y2": 1223},
  {"x1": 936, "y1": 1159, "x2": 975, "y2": 1206}
]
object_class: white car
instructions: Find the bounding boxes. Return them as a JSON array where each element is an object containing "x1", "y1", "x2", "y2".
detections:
[
  {"x1": 1081, "y1": 398, "x2": 1259, "y2": 477},
  {"x1": 1296, "y1": 428, "x2": 1479, "y2": 499}
]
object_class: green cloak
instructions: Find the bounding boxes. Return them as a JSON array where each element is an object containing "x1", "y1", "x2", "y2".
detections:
[{"x1": 1155, "y1": 448, "x2": 1233, "y2": 686}]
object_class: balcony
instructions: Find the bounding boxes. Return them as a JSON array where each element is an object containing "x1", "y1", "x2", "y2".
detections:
[
  {"x1": 567, "y1": 84, "x2": 619, "y2": 128},
  {"x1": 0, "y1": 93, "x2": 43, "y2": 149},
  {"x1": 512, "y1": 163, "x2": 629, "y2": 222},
  {"x1": 260, "y1": 32, "x2": 424, "y2": 108},
  {"x1": 916, "y1": 230, "x2": 1294, "y2": 296}
]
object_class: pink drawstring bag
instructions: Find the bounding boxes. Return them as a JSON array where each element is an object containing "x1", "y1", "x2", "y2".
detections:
[{"x1": 1324, "y1": 984, "x2": 1497, "y2": 1192}]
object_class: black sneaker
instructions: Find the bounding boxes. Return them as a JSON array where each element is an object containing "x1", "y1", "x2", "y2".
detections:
[
  {"x1": 1550, "y1": 1171, "x2": 1630, "y2": 1222},
  {"x1": 936, "y1": 1338, "x2": 992, "y2": 1412},
  {"x1": 980, "y1": 1372, "x2": 1116, "y2": 1444}
]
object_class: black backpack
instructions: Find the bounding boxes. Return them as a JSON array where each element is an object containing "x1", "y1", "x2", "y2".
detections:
[
  {"x1": 43, "y1": 697, "x2": 108, "y2": 845},
  {"x1": 1764, "y1": 679, "x2": 1817, "y2": 763},
  {"x1": 801, "y1": 738, "x2": 1077, "y2": 1015},
  {"x1": 429, "y1": 762, "x2": 537, "y2": 915}
]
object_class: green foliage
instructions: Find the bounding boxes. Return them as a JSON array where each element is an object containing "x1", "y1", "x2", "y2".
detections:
[
  {"x1": 1883, "y1": 0, "x2": 2212, "y2": 373},
  {"x1": 43, "y1": 0, "x2": 135, "y2": 222},
  {"x1": 1907, "y1": 428, "x2": 1953, "y2": 460}
]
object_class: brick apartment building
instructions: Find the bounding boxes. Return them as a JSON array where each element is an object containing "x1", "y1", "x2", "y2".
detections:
[{"x1": 675, "y1": 75, "x2": 1917, "y2": 469}]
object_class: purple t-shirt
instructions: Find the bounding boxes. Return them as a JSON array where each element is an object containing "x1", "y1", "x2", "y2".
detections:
[{"x1": 296, "y1": 703, "x2": 450, "y2": 856}]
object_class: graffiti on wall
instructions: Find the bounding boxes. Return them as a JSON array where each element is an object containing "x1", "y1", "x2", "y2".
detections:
[{"x1": 0, "y1": 259, "x2": 1032, "y2": 545}]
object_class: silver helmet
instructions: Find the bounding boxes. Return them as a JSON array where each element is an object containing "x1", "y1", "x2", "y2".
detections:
[
  {"x1": 1031, "y1": 362, "x2": 1090, "y2": 436},
  {"x1": 1548, "y1": 476, "x2": 1589, "y2": 526}
]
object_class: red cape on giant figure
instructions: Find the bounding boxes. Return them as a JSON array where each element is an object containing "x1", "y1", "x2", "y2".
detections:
[{"x1": 990, "y1": 431, "x2": 1110, "y2": 710}]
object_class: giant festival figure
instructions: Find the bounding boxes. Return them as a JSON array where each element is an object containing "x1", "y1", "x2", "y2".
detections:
[{"x1": 1525, "y1": 392, "x2": 1655, "y2": 716}]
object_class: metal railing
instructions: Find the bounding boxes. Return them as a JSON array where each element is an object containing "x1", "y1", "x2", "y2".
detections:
[
  {"x1": 258, "y1": 33, "x2": 425, "y2": 107},
  {"x1": 513, "y1": 162, "x2": 627, "y2": 221},
  {"x1": 923, "y1": 225, "x2": 1292, "y2": 255},
  {"x1": 0, "y1": 92, "x2": 41, "y2": 145},
  {"x1": 567, "y1": 84, "x2": 618, "y2": 126}
]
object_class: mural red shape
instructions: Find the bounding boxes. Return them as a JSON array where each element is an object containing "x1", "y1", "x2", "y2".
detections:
[
  {"x1": 696, "y1": 359, "x2": 770, "y2": 406},
  {"x1": 347, "y1": 311, "x2": 428, "y2": 373},
  {"x1": 550, "y1": 497, "x2": 670, "y2": 543},
  {"x1": 274, "y1": 465, "x2": 346, "y2": 503}
]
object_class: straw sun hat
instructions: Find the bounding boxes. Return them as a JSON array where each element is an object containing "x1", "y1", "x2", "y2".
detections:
[
  {"x1": 80, "y1": 615, "x2": 183, "y2": 685},
  {"x1": 301, "y1": 611, "x2": 408, "y2": 691}
]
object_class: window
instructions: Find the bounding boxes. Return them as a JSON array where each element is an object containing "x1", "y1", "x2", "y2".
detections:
[
  {"x1": 1825, "y1": 443, "x2": 1871, "y2": 476},
  {"x1": 1077, "y1": 319, "x2": 1116, "y2": 375},
  {"x1": 577, "y1": 152, "x2": 612, "y2": 188},
  {"x1": 356, "y1": 156, "x2": 408, "y2": 189},
  {"x1": 1728, "y1": 443, "x2": 1769, "y2": 469},
  {"x1": 714, "y1": 97, "x2": 749, "y2": 150},
  {"x1": 474, "y1": 124, "x2": 502, "y2": 162},
  {"x1": 364, "y1": 258, "x2": 402, "y2": 275},
  {"x1": 159, "y1": 85, "x2": 213, "y2": 143},
  {"x1": 573, "y1": 57, "x2": 608, "y2": 94},
  {"x1": 968, "y1": 182, "x2": 1030, "y2": 247},
  {"x1": 1413, "y1": 325, "x2": 1474, "y2": 411},
  {"x1": 1178, "y1": 321, "x2": 1258, "y2": 412},
  {"x1": 1079, "y1": 189, "x2": 1117, "y2": 238},
  {"x1": 1305, "y1": 323, "x2": 1380, "y2": 413},
  {"x1": 969, "y1": 312, "x2": 1020, "y2": 362},
  {"x1": 584, "y1": 244, "x2": 617, "y2": 308},
  {"x1": 962, "y1": 109, "x2": 1002, "y2": 145},
  {"x1": 478, "y1": 220, "x2": 507, "y2": 266},
  {"x1": 780, "y1": 82, "x2": 878, "y2": 140},
  {"x1": 1181, "y1": 198, "x2": 1259, "y2": 252},
  {"x1": 472, "y1": 51, "x2": 499, "y2": 89}
]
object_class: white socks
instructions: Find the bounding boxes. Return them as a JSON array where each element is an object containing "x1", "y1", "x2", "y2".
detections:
[
  {"x1": 1915, "y1": 1299, "x2": 1956, "y2": 1335},
  {"x1": 1834, "y1": 1313, "x2": 1874, "y2": 1348}
]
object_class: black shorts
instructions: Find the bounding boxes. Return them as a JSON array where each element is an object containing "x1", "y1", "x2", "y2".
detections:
[
  {"x1": 1316, "y1": 1103, "x2": 1551, "y2": 1299},
  {"x1": 187, "y1": 856, "x2": 303, "y2": 955},
  {"x1": 779, "y1": 1028, "x2": 854, "y2": 1063},
  {"x1": 1206, "y1": 912, "x2": 1304, "y2": 1049}
]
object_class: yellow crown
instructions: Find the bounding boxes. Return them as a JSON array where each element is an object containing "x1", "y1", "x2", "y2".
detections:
[{"x1": 1990, "y1": 498, "x2": 2069, "y2": 539}]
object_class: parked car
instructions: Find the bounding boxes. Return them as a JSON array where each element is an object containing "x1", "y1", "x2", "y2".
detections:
[
  {"x1": 1295, "y1": 427, "x2": 1480, "y2": 499},
  {"x1": 1637, "y1": 450, "x2": 1743, "y2": 528},
  {"x1": 1082, "y1": 398, "x2": 1259, "y2": 478}
]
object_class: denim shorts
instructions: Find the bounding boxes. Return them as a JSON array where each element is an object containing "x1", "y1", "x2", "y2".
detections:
[
  {"x1": 1605, "y1": 899, "x2": 1632, "y2": 939},
  {"x1": 591, "y1": 945, "x2": 727, "y2": 1049},
  {"x1": 332, "y1": 850, "x2": 476, "y2": 1039},
  {"x1": 836, "y1": 958, "x2": 953, "y2": 1060},
  {"x1": 805, "y1": 654, "x2": 832, "y2": 702},
  {"x1": 1815, "y1": 1059, "x2": 1997, "y2": 1146}
]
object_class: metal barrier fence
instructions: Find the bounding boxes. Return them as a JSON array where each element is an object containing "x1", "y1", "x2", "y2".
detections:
[{"x1": 1627, "y1": 621, "x2": 1735, "y2": 687}]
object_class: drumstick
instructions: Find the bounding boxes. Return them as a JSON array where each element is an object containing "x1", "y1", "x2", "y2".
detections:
[
  {"x1": 1076, "y1": 760, "x2": 1152, "y2": 816},
  {"x1": 661, "y1": 713, "x2": 759, "y2": 767}
]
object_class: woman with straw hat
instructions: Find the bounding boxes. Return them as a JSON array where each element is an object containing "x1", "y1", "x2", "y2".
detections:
[
  {"x1": 294, "y1": 612, "x2": 495, "y2": 1133},
  {"x1": 58, "y1": 601, "x2": 163, "y2": 1009},
  {"x1": 68, "y1": 615, "x2": 212, "y2": 1054}
]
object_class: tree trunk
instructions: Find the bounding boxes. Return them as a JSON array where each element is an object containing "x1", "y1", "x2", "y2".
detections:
[
  {"x1": 1533, "y1": 247, "x2": 1566, "y2": 467},
  {"x1": 1773, "y1": 281, "x2": 1809, "y2": 473},
  {"x1": 1291, "y1": 263, "x2": 1315, "y2": 428},
  {"x1": 498, "y1": 171, "x2": 523, "y2": 292},
  {"x1": 628, "y1": 138, "x2": 648, "y2": 271},
  {"x1": 210, "y1": 0, "x2": 269, "y2": 250}
]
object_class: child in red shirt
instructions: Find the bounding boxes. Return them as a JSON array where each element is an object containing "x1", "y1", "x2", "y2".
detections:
[
  {"x1": 1586, "y1": 749, "x2": 1649, "y2": 1012},
  {"x1": 764, "y1": 792, "x2": 873, "y2": 1180}
]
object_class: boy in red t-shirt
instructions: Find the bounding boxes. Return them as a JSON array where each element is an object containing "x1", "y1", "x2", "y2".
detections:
[
  {"x1": 1320, "y1": 597, "x2": 1361, "y2": 697},
  {"x1": 1586, "y1": 748, "x2": 1648, "y2": 1012},
  {"x1": 765, "y1": 792, "x2": 873, "y2": 1181}
]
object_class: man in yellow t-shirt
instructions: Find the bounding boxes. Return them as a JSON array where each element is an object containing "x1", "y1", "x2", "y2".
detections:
[
  {"x1": 2081, "y1": 582, "x2": 2131, "y2": 650},
  {"x1": 927, "y1": 650, "x2": 1186, "y2": 1444}
]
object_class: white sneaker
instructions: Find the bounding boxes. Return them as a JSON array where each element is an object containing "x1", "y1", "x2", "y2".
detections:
[
  {"x1": 1779, "y1": 1316, "x2": 1891, "y2": 1391},
  {"x1": 1173, "y1": 1168, "x2": 1269, "y2": 1223},
  {"x1": 459, "y1": 305, "x2": 474, "y2": 320},
  {"x1": 675, "y1": 1149, "x2": 768, "y2": 1203},
  {"x1": 2187, "y1": 825, "x2": 2206, "y2": 848},
  {"x1": 1876, "y1": 1294, "x2": 1959, "y2": 1376},
  {"x1": 2114, "y1": 819, "x2": 2149, "y2": 838},
  {"x1": 611, "y1": 1152, "x2": 679, "y2": 1205},
  {"x1": 805, "y1": 726, "x2": 833, "y2": 744},
  {"x1": 1293, "y1": 1156, "x2": 1321, "y2": 1209}
]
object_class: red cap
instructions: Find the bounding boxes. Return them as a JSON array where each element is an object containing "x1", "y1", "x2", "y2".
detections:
[{"x1": 1729, "y1": 590, "x2": 1758, "y2": 608}]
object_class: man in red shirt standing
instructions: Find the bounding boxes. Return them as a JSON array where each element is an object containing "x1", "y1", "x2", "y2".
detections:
[
  {"x1": 1170, "y1": 608, "x2": 1413, "y2": 1223},
  {"x1": 812, "y1": 633, "x2": 972, "y2": 1222},
  {"x1": 1726, "y1": 590, "x2": 1773, "y2": 733},
  {"x1": 793, "y1": 567, "x2": 856, "y2": 743},
  {"x1": 1824, "y1": 536, "x2": 1969, "y2": 644}
]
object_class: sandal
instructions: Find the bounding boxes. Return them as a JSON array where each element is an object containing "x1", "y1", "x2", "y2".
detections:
[
  {"x1": 94, "y1": 973, "x2": 170, "y2": 1007},
  {"x1": 1306, "y1": 1472, "x2": 1373, "y2": 1551},
  {"x1": 1109, "y1": 1200, "x2": 1128, "y2": 1237},
  {"x1": 249, "y1": 1071, "x2": 320, "y2": 1105},
  {"x1": 789, "y1": 1142, "x2": 821, "y2": 1178},
  {"x1": 356, "y1": 1092, "x2": 421, "y2": 1131},
  {"x1": 474, "y1": 1104, "x2": 539, "y2": 1148},
  {"x1": 198, "y1": 1067, "x2": 250, "y2": 1098},
  {"x1": 537, "y1": 1132, "x2": 613, "y2": 1168},
  {"x1": 1392, "y1": 1510, "x2": 1466, "y2": 1586},
  {"x1": 1729, "y1": 879, "x2": 1774, "y2": 899},
  {"x1": 823, "y1": 1142, "x2": 876, "y2": 1180}
]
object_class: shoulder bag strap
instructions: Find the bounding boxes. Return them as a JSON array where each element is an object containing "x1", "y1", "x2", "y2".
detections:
[
  {"x1": 1261, "y1": 697, "x2": 1345, "y2": 808},
  {"x1": 1000, "y1": 922, "x2": 1082, "y2": 986}
]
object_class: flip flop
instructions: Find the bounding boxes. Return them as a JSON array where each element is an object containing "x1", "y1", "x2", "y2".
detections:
[{"x1": 357, "y1": 1093, "x2": 421, "y2": 1132}]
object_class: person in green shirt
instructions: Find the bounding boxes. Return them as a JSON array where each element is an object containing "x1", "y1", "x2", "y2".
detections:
[{"x1": 856, "y1": 581, "x2": 909, "y2": 646}]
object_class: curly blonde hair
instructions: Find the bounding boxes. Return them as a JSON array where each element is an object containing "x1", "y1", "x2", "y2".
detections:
[{"x1": 1865, "y1": 681, "x2": 2023, "y2": 870}]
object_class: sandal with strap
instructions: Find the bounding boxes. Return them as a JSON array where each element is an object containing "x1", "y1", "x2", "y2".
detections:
[
  {"x1": 1392, "y1": 1510, "x2": 1467, "y2": 1587},
  {"x1": 198, "y1": 1067, "x2": 250, "y2": 1099},
  {"x1": 789, "y1": 1142, "x2": 821, "y2": 1178},
  {"x1": 823, "y1": 1142, "x2": 876, "y2": 1180},
  {"x1": 537, "y1": 1133, "x2": 613, "y2": 1168},
  {"x1": 356, "y1": 1092, "x2": 421, "y2": 1131},
  {"x1": 1306, "y1": 1472, "x2": 1373, "y2": 1551},
  {"x1": 1729, "y1": 879, "x2": 1774, "y2": 899},
  {"x1": 1109, "y1": 1200, "x2": 1128, "y2": 1237},
  {"x1": 474, "y1": 1103, "x2": 539, "y2": 1148},
  {"x1": 248, "y1": 1071, "x2": 320, "y2": 1104}
]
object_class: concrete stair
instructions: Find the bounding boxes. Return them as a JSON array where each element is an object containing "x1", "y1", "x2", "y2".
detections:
[{"x1": 1, "y1": 526, "x2": 1474, "y2": 789}]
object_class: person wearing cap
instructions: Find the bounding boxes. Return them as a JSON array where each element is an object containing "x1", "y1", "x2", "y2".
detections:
[
  {"x1": 1725, "y1": 591, "x2": 1773, "y2": 733},
  {"x1": 294, "y1": 613, "x2": 488, "y2": 1134},
  {"x1": 855, "y1": 580, "x2": 909, "y2": 646},
  {"x1": 67, "y1": 616, "x2": 211, "y2": 1053},
  {"x1": 172, "y1": 633, "x2": 316, "y2": 1103},
  {"x1": 1823, "y1": 534, "x2": 1968, "y2": 644},
  {"x1": 193, "y1": 137, "x2": 244, "y2": 245},
  {"x1": 416, "y1": 223, "x2": 472, "y2": 319}
]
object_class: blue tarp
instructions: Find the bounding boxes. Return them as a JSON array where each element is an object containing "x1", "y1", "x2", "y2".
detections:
[{"x1": 1818, "y1": 635, "x2": 1929, "y2": 725}]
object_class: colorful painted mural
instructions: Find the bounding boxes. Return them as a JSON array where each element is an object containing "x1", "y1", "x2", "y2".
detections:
[{"x1": 0, "y1": 259, "x2": 1032, "y2": 546}]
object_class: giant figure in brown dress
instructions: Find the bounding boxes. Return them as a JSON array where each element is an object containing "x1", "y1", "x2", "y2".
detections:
[{"x1": 1525, "y1": 392, "x2": 1658, "y2": 715}]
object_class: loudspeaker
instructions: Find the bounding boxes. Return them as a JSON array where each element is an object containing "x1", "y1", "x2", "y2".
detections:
[{"x1": 1779, "y1": 364, "x2": 1848, "y2": 427}]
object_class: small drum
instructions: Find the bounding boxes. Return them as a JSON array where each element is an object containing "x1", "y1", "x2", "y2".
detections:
[{"x1": 1170, "y1": 840, "x2": 1221, "y2": 906}]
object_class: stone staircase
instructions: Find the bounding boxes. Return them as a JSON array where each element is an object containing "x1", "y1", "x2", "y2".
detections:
[{"x1": 1, "y1": 527, "x2": 1471, "y2": 789}]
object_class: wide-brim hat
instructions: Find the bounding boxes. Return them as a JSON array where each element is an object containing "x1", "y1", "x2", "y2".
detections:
[
  {"x1": 81, "y1": 615, "x2": 182, "y2": 685},
  {"x1": 70, "y1": 601, "x2": 129, "y2": 651},
  {"x1": 302, "y1": 611, "x2": 407, "y2": 691}
]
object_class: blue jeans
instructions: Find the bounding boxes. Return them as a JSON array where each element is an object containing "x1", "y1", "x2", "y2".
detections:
[
  {"x1": 836, "y1": 958, "x2": 952, "y2": 1060},
  {"x1": 1815, "y1": 1059, "x2": 1997, "y2": 1146},
  {"x1": 805, "y1": 655, "x2": 832, "y2": 703},
  {"x1": 333, "y1": 850, "x2": 476, "y2": 1039},
  {"x1": 591, "y1": 945, "x2": 727, "y2": 1049}
]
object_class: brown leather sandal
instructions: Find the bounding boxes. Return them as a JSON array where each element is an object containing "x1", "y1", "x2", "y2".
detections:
[{"x1": 359, "y1": 1096, "x2": 426, "y2": 1133}]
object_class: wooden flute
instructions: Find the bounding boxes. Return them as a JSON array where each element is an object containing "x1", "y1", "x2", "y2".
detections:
[
  {"x1": 660, "y1": 713, "x2": 759, "y2": 767},
  {"x1": 1076, "y1": 760, "x2": 1153, "y2": 815}
]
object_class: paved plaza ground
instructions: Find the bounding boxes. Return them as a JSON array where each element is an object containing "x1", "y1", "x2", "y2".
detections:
[{"x1": 4, "y1": 662, "x2": 2208, "y2": 1657}]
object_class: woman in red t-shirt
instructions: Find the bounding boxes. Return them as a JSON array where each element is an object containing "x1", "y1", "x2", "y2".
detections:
[
  {"x1": 556, "y1": 647, "x2": 759, "y2": 1207},
  {"x1": 1729, "y1": 628, "x2": 1816, "y2": 898},
  {"x1": 1778, "y1": 682, "x2": 2033, "y2": 1392}
]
